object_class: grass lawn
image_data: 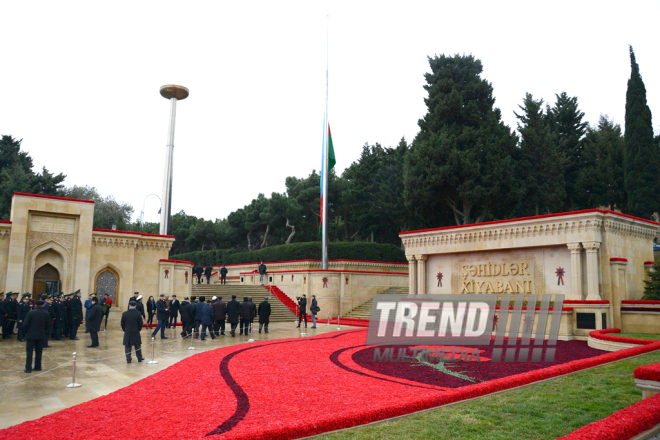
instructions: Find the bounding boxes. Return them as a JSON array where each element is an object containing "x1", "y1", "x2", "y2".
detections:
[
  {"x1": 618, "y1": 333, "x2": 660, "y2": 341},
  {"x1": 318, "y1": 350, "x2": 660, "y2": 440}
]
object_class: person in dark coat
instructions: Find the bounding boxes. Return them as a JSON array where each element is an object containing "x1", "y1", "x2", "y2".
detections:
[
  {"x1": 86, "y1": 297, "x2": 103, "y2": 348},
  {"x1": 17, "y1": 293, "x2": 32, "y2": 342},
  {"x1": 204, "y1": 264, "x2": 213, "y2": 285},
  {"x1": 200, "y1": 300, "x2": 215, "y2": 340},
  {"x1": 121, "y1": 301, "x2": 144, "y2": 363},
  {"x1": 195, "y1": 264, "x2": 203, "y2": 284},
  {"x1": 128, "y1": 292, "x2": 139, "y2": 306},
  {"x1": 62, "y1": 294, "x2": 71, "y2": 338},
  {"x1": 310, "y1": 295, "x2": 319, "y2": 329},
  {"x1": 2, "y1": 292, "x2": 18, "y2": 339},
  {"x1": 212, "y1": 296, "x2": 226, "y2": 336},
  {"x1": 220, "y1": 265, "x2": 228, "y2": 284},
  {"x1": 296, "y1": 294, "x2": 308, "y2": 328},
  {"x1": 226, "y1": 295, "x2": 240, "y2": 337},
  {"x1": 135, "y1": 295, "x2": 145, "y2": 319},
  {"x1": 146, "y1": 296, "x2": 156, "y2": 328},
  {"x1": 179, "y1": 298, "x2": 193, "y2": 337},
  {"x1": 258, "y1": 297, "x2": 271, "y2": 333},
  {"x1": 43, "y1": 295, "x2": 55, "y2": 348},
  {"x1": 84, "y1": 294, "x2": 93, "y2": 333},
  {"x1": 0, "y1": 292, "x2": 5, "y2": 338},
  {"x1": 258, "y1": 261, "x2": 267, "y2": 285},
  {"x1": 239, "y1": 297, "x2": 252, "y2": 335},
  {"x1": 70, "y1": 290, "x2": 83, "y2": 340},
  {"x1": 194, "y1": 297, "x2": 206, "y2": 334},
  {"x1": 248, "y1": 297, "x2": 257, "y2": 328},
  {"x1": 151, "y1": 294, "x2": 169, "y2": 339},
  {"x1": 102, "y1": 293, "x2": 113, "y2": 331},
  {"x1": 169, "y1": 295, "x2": 180, "y2": 328},
  {"x1": 51, "y1": 293, "x2": 64, "y2": 340},
  {"x1": 23, "y1": 300, "x2": 52, "y2": 373}
]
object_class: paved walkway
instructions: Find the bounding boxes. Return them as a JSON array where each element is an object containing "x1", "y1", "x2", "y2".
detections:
[{"x1": 0, "y1": 318, "x2": 352, "y2": 429}]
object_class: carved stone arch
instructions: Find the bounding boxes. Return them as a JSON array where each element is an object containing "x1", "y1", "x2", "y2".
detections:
[
  {"x1": 93, "y1": 264, "x2": 121, "y2": 307},
  {"x1": 25, "y1": 241, "x2": 71, "y2": 294}
]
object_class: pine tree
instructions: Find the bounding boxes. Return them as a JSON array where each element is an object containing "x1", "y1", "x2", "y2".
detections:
[
  {"x1": 404, "y1": 54, "x2": 520, "y2": 225},
  {"x1": 624, "y1": 46, "x2": 659, "y2": 219},
  {"x1": 515, "y1": 93, "x2": 565, "y2": 215},
  {"x1": 643, "y1": 261, "x2": 660, "y2": 300}
]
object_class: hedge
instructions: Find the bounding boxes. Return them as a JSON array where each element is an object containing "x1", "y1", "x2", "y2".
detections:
[{"x1": 171, "y1": 242, "x2": 407, "y2": 265}]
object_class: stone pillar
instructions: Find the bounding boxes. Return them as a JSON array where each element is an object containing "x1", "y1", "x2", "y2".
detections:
[
  {"x1": 407, "y1": 255, "x2": 417, "y2": 295},
  {"x1": 416, "y1": 255, "x2": 427, "y2": 295},
  {"x1": 610, "y1": 259, "x2": 628, "y2": 329},
  {"x1": 583, "y1": 242, "x2": 601, "y2": 300},
  {"x1": 567, "y1": 243, "x2": 583, "y2": 299}
]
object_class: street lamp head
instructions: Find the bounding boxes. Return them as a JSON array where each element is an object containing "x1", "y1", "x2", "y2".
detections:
[{"x1": 160, "y1": 84, "x2": 189, "y2": 100}]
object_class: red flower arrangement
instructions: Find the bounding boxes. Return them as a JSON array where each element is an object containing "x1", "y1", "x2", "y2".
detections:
[
  {"x1": 634, "y1": 362, "x2": 660, "y2": 382},
  {"x1": 2, "y1": 329, "x2": 659, "y2": 440},
  {"x1": 589, "y1": 328, "x2": 658, "y2": 346},
  {"x1": 564, "y1": 300, "x2": 610, "y2": 304},
  {"x1": 622, "y1": 299, "x2": 660, "y2": 305}
]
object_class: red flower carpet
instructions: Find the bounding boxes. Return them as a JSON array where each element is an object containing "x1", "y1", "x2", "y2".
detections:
[{"x1": 1, "y1": 330, "x2": 655, "y2": 440}]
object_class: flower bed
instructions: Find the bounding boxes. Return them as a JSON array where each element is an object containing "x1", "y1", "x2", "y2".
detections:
[
  {"x1": 622, "y1": 300, "x2": 660, "y2": 305},
  {"x1": 590, "y1": 329, "x2": 658, "y2": 346},
  {"x1": 635, "y1": 363, "x2": 660, "y2": 382},
  {"x1": 3, "y1": 329, "x2": 660, "y2": 440},
  {"x1": 564, "y1": 300, "x2": 610, "y2": 305}
]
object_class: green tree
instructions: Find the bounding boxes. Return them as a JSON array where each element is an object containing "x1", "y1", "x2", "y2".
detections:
[
  {"x1": 623, "y1": 46, "x2": 659, "y2": 219},
  {"x1": 515, "y1": 93, "x2": 565, "y2": 215},
  {"x1": 62, "y1": 185, "x2": 133, "y2": 230},
  {"x1": 577, "y1": 116, "x2": 626, "y2": 210},
  {"x1": 547, "y1": 92, "x2": 588, "y2": 211},
  {"x1": 404, "y1": 54, "x2": 520, "y2": 225}
]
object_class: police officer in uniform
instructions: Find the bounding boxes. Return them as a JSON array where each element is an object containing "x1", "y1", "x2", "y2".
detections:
[
  {"x1": 62, "y1": 293, "x2": 72, "y2": 338},
  {"x1": 69, "y1": 290, "x2": 83, "y2": 340},
  {"x1": 17, "y1": 293, "x2": 32, "y2": 342},
  {"x1": 51, "y1": 293, "x2": 64, "y2": 340}
]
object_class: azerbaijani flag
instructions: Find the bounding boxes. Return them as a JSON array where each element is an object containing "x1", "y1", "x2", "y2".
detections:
[{"x1": 319, "y1": 121, "x2": 336, "y2": 238}]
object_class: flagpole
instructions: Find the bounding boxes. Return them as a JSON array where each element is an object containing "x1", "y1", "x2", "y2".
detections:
[{"x1": 322, "y1": 13, "x2": 329, "y2": 271}]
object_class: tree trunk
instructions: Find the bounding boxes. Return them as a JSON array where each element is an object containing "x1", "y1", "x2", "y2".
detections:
[
  {"x1": 350, "y1": 229, "x2": 360, "y2": 240},
  {"x1": 260, "y1": 225, "x2": 270, "y2": 249},
  {"x1": 285, "y1": 218, "x2": 296, "y2": 244},
  {"x1": 247, "y1": 233, "x2": 253, "y2": 252},
  {"x1": 370, "y1": 230, "x2": 374, "y2": 242}
]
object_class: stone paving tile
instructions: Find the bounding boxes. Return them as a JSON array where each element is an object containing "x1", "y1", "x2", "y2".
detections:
[{"x1": 0, "y1": 318, "x2": 355, "y2": 429}]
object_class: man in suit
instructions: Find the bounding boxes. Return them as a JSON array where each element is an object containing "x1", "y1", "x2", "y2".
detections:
[
  {"x1": 204, "y1": 264, "x2": 212, "y2": 285},
  {"x1": 23, "y1": 300, "x2": 52, "y2": 373},
  {"x1": 2, "y1": 292, "x2": 18, "y2": 339},
  {"x1": 194, "y1": 296, "x2": 205, "y2": 334},
  {"x1": 226, "y1": 295, "x2": 240, "y2": 337},
  {"x1": 296, "y1": 294, "x2": 308, "y2": 328},
  {"x1": 121, "y1": 301, "x2": 144, "y2": 363},
  {"x1": 151, "y1": 294, "x2": 169, "y2": 339},
  {"x1": 169, "y1": 295, "x2": 180, "y2": 329},
  {"x1": 248, "y1": 297, "x2": 257, "y2": 332},
  {"x1": 51, "y1": 293, "x2": 64, "y2": 340},
  {"x1": 239, "y1": 297, "x2": 252, "y2": 335},
  {"x1": 200, "y1": 299, "x2": 215, "y2": 340},
  {"x1": 220, "y1": 265, "x2": 228, "y2": 284},
  {"x1": 16, "y1": 293, "x2": 32, "y2": 342},
  {"x1": 179, "y1": 298, "x2": 193, "y2": 337},
  {"x1": 135, "y1": 295, "x2": 145, "y2": 319},
  {"x1": 258, "y1": 297, "x2": 271, "y2": 334},
  {"x1": 310, "y1": 295, "x2": 319, "y2": 329},
  {"x1": 70, "y1": 290, "x2": 83, "y2": 340},
  {"x1": 42, "y1": 294, "x2": 55, "y2": 348},
  {"x1": 84, "y1": 294, "x2": 93, "y2": 333},
  {"x1": 86, "y1": 297, "x2": 103, "y2": 348},
  {"x1": 212, "y1": 296, "x2": 226, "y2": 336},
  {"x1": 195, "y1": 264, "x2": 203, "y2": 284},
  {"x1": 258, "y1": 261, "x2": 267, "y2": 285},
  {"x1": 128, "y1": 292, "x2": 139, "y2": 307}
]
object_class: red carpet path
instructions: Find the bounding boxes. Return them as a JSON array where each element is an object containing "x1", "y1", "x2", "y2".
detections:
[{"x1": 0, "y1": 329, "x2": 647, "y2": 440}]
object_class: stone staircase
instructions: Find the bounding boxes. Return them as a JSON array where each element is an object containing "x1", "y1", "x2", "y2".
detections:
[
  {"x1": 190, "y1": 284, "x2": 297, "y2": 322},
  {"x1": 344, "y1": 286, "x2": 410, "y2": 319}
]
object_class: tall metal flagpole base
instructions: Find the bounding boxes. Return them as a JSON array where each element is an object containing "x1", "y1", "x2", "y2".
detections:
[
  {"x1": 65, "y1": 352, "x2": 82, "y2": 388},
  {"x1": 147, "y1": 337, "x2": 159, "y2": 364}
]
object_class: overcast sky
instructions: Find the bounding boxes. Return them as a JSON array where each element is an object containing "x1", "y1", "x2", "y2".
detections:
[{"x1": 1, "y1": 1, "x2": 658, "y2": 225}]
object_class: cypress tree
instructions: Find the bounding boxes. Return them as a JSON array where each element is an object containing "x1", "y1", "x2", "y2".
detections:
[
  {"x1": 623, "y1": 46, "x2": 659, "y2": 218},
  {"x1": 643, "y1": 262, "x2": 660, "y2": 300}
]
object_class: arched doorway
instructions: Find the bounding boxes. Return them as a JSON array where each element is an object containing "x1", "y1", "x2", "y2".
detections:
[
  {"x1": 95, "y1": 268, "x2": 119, "y2": 306},
  {"x1": 33, "y1": 264, "x2": 61, "y2": 301}
]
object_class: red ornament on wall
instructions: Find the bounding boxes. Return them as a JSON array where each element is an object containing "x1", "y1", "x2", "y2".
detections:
[
  {"x1": 437, "y1": 272, "x2": 443, "y2": 287},
  {"x1": 292, "y1": 274, "x2": 294, "y2": 281},
  {"x1": 304, "y1": 276, "x2": 306, "y2": 284},
  {"x1": 345, "y1": 277, "x2": 349, "y2": 285},
  {"x1": 185, "y1": 271, "x2": 188, "y2": 284},
  {"x1": 555, "y1": 267, "x2": 565, "y2": 285},
  {"x1": 322, "y1": 276, "x2": 329, "y2": 288},
  {"x1": 164, "y1": 269, "x2": 169, "y2": 279},
  {"x1": 281, "y1": 275, "x2": 283, "y2": 282}
]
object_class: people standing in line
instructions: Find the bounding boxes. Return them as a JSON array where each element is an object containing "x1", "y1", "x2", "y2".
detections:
[
  {"x1": 200, "y1": 299, "x2": 215, "y2": 340},
  {"x1": 194, "y1": 296, "x2": 205, "y2": 334},
  {"x1": 84, "y1": 294, "x2": 93, "y2": 333},
  {"x1": 23, "y1": 300, "x2": 52, "y2": 373},
  {"x1": 258, "y1": 261, "x2": 267, "y2": 285},
  {"x1": 52, "y1": 293, "x2": 64, "y2": 340},
  {"x1": 195, "y1": 264, "x2": 203, "y2": 284},
  {"x1": 70, "y1": 290, "x2": 83, "y2": 340},
  {"x1": 212, "y1": 296, "x2": 226, "y2": 336},
  {"x1": 146, "y1": 296, "x2": 156, "y2": 328},
  {"x1": 204, "y1": 264, "x2": 212, "y2": 285},
  {"x1": 227, "y1": 295, "x2": 240, "y2": 337},
  {"x1": 258, "y1": 297, "x2": 271, "y2": 333},
  {"x1": 220, "y1": 264, "x2": 228, "y2": 284},
  {"x1": 169, "y1": 295, "x2": 180, "y2": 329},
  {"x1": 151, "y1": 294, "x2": 169, "y2": 340},
  {"x1": 86, "y1": 297, "x2": 103, "y2": 348},
  {"x1": 102, "y1": 293, "x2": 113, "y2": 331},
  {"x1": 135, "y1": 295, "x2": 145, "y2": 320},
  {"x1": 2, "y1": 292, "x2": 18, "y2": 338},
  {"x1": 17, "y1": 293, "x2": 32, "y2": 342},
  {"x1": 296, "y1": 294, "x2": 307, "y2": 328},
  {"x1": 239, "y1": 297, "x2": 252, "y2": 335},
  {"x1": 179, "y1": 297, "x2": 193, "y2": 337},
  {"x1": 310, "y1": 295, "x2": 319, "y2": 329},
  {"x1": 121, "y1": 301, "x2": 144, "y2": 363}
]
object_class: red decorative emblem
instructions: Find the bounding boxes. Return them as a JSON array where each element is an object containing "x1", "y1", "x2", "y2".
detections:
[
  {"x1": 345, "y1": 277, "x2": 349, "y2": 285},
  {"x1": 184, "y1": 271, "x2": 188, "y2": 284},
  {"x1": 304, "y1": 276, "x2": 306, "y2": 284},
  {"x1": 164, "y1": 269, "x2": 169, "y2": 279},
  {"x1": 281, "y1": 275, "x2": 284, "y2": 282},
  {"x1": 322, "y1": 276, "x2": 329, "y2": 288},
  {"x1": 555, "y1": 267, "x2": 565, "y2": 286},
  {"x1": 437, "y1": 272, "x2": 443, "y2": 287},
  {"x1": 291, "y1": 274, "x2": 294, "y2": 281}
]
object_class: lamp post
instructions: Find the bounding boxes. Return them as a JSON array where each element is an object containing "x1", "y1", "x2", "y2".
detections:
[
  {"x1": 159, "y1": 84, "x2": 189, "y2": 236},
  {"x1": 140, "y1": 194, "x2": 162, "y2": 231}
]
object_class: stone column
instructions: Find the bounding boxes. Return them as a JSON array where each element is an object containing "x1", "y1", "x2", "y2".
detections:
[
  {"x1": 583, "y1": 242, "x2": 601, "y2": 300},
  {"x1": 407, "y1": 255, "x2": 417, "y2": 295},
  {"x1": 610, "y1": 259, "x2": 628, "y2": 329},
  {"x1": 567, "y1": 243, "x2": 583, "y2": 299},
  {"x1": 416, "y1": 255, "x2": 427, "y2": 295}
]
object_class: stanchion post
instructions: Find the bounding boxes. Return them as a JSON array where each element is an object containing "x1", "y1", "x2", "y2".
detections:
[
  {"x1": 65, "y1": 352, "x2": 82, "y2": 388},
  {"x1": 326, "y1": 312, "x2": 330, "y2": 326},
  {"x1": 147, "y1": 337, "x2": 159, "y2": 364},
  {"x1": 188, "y1": 327, "x2": 196, "y2": 350}
]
